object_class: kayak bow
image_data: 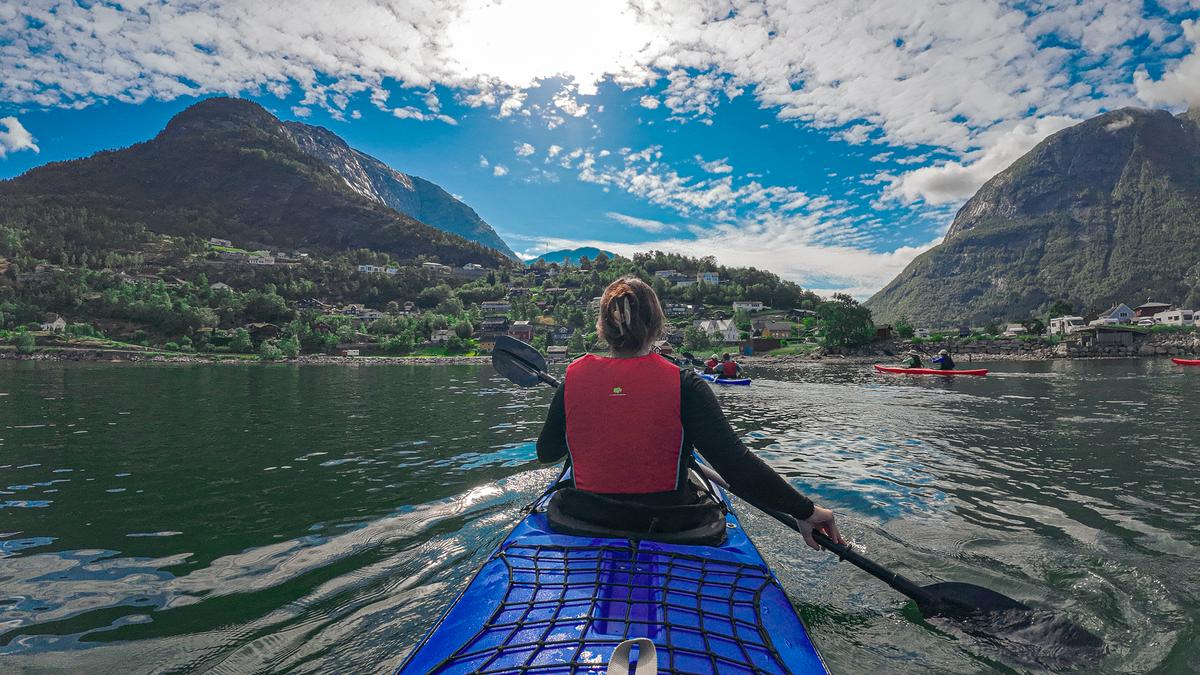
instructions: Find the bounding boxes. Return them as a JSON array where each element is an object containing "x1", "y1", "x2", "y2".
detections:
[
  {"x1": 874, "y1": 364, "x2": 988, "y2": 377},
  {"x1": 1171, "y1": 357, "x2": 1200, "y2": 366},
  {"x1": 398, "y1": 456, "x2": 828, "y2": 673}
]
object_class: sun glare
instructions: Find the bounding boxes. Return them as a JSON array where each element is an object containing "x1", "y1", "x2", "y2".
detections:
[{"x1": 446, "y1": 0, "x2": 659, "y2": 94}]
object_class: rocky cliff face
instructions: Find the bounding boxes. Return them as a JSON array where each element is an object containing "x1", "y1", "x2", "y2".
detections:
[
  {"x1": 866, "y1": 106, "x2": 1200, "y2": 325},
  {"x1": 283, "y1": 122, "x2": 516, "y2": 258},
  {"x1": 0, "y1": 98, "x2": 511, "y2": 268}
]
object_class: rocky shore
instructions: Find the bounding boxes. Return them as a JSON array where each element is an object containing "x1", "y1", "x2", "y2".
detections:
[
  {"x1": 746, "y1": 331, "x2": 1200, "y2": 365},
  {"x1": 0, "y1": 346, "x2": 490, "y2": 366}
]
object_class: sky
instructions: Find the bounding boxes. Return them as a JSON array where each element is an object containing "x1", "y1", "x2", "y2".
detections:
[{"x1": 2, "y1": 1, "x2": 1200, "y2": 298}]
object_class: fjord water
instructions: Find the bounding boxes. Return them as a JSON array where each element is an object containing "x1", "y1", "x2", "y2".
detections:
[{"x1": 1, "y1": 361, "x2": 1196, "y2": 673}]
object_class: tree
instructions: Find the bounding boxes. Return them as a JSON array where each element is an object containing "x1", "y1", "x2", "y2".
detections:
[
  {"x1": 1046, "y1": 300, "x2": 1074, "y2": 319},
  {"x1": 279, "y1": 334, "x2": 301, "y2": 358},
  {"x1": 14, "y1": 330, "x2": 35, "y2": 354},
  {"x1": 683, "y1": 325, "x2": 712, "y2": 351},
  {"x1": 259, "y1": 340, "x2": 284, "y2": 361},
  {"x1": 1021, "y1": 318, "x2": 1046, "y2": 335},
  {"x1": 532, "y1": 334, "x2": 547, "y2": 353},
  {"x1": 454, "y1": 320, "x2": 474, "y2": 339},
  {"x1": 894, "y1": 316, "x2": 915, "y2": 340},
  {"x1": 816, "y1": 294, "x2": 875, "y2": 348},
  {"x1": 229, "y1": 327, "x2": 253, "y2": 353},
  {"x1": 418, "y1": 284, "x2": 453, "y2": 308},
  {"x1": 568, "y1": 329, "x2": 586, "y2": 353}
]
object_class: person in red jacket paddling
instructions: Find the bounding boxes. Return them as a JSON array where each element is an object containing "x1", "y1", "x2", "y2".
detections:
[
  {"x1": 536, "y1": 275, "x2": 843, "y2": 550},
  {"x1": 717, "y1": 352, "x2": 742, "y2": 379}
]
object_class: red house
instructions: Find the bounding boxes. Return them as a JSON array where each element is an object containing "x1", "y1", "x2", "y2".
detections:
[{"x1": 507, "y1": 320, "x2": 534, "y2": 342}]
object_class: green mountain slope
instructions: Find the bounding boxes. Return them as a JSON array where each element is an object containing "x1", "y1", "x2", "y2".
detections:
[
  {"x1": 866, "y1": 107, "x2": 1200, "y2": 325},
  {"x1": 0, "y1": 97, "x2": 510, "y2": 267}
]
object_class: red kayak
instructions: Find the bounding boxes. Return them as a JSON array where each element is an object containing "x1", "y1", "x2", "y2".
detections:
[
  {"x1": 874, "y1": 364, "x2": 989, "y2": 377},
  {"x1": 1171, "y1": 358, "x2": 1200, "y2": 366}
]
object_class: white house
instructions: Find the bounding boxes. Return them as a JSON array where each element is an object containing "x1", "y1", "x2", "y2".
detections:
[
  {"x1": 247, "y1": 256, "x2": 275, "y2": 265},
  {"x1": 1153, "y1": 309, "x2": 1194, "y2": 326},
  {"x1": 40, "y1": 315, "x2": 67, "y2": 332},
  {"x1": 1092, "y1": 303, "x2": 1134, "y2": 325},
  {"x1": 732, "y1": 301, "x2": 764, "y2": 312},
  {"x1": 357, "y1": 264, "x2": 384, "y2": 273},
  {"x1": 1049, "y1": 316, "x2": 1087, "y2": 335},
  {"x1": 654, "y1": 270, "x2": 678, "y2": 278},
  {"x1": 431, "y1": 329, "x2": 454, "y2": 344},
  {"x1": 210, "y1": 282, "x2": 233, "y2": 292},
  {"x1": 1002, "y1": 323, "x2": 1028, "y2": 336},
  {"x1": 695, "y1": 319, "x2": 740, "y2": 344},
  {"x1": 697, "y1": 272, "x2": 720, "y2": 284},
  {"x1": 422, "y1": 262, "x2": 451, "y2": 272},
  {"x1": 208, "y1": 237, "x2": 232, "y2": 247}
]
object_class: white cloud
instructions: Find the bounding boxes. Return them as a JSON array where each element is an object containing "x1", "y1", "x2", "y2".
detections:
[
  {"x1": 290, "y1": 106, "x2": 312, "y2": 118},
  {"x1": 884, "y1": 115, "x2": 1079, "y2": 205},
  {"x1": 392, "y1": 106, "x2": 458, "y2": 125},
  {"x1": 478, "y1": 155, "x2": 490, "y2": 167},
  {"x1": 639, "y1": 95, "x2": 660, "y2": 109},
  {"x1": 546, "y1": 144, "x2": 562, "y2": 158},
  {"x1": 492, "y1": 164, "x2": 509, "y2": 176},
  {"x1": 0, "y1": 116, "x2": 39, "y2": 158},
  {"x1": 607, "y1": 211, "x2": 674, "y2": 233},
  {"x1": 1136, "y1": 19, "x2": 1200, "y2": 107},
  {"x1": 552, "y1": 89, "x2": 590, "y2": 117},
  {"x1": 515, "y1": 141, "x2": 535, "y2": 157},
  {"x1": 695, "y1": 154, "x2": 732, "y2": 174}
]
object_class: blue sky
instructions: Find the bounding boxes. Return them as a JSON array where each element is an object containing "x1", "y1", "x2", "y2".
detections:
[{"x1": 2, "y1": 1, "x2": 1199, "y2": 296}]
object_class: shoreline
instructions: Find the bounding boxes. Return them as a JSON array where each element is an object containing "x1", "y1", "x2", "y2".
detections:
[{"x1": 1, "y1": 345, "x2": 1192, "y2": 367}]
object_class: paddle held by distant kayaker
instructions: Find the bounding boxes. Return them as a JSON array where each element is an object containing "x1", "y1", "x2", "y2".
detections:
[{"x1": 536, "y1": 276, "x2": 843, "y2": 550}]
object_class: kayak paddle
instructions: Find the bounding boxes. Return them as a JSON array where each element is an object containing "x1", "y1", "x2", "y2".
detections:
[{"x1": 491, "y1": 336, "x2": 1103, "y2": 656}]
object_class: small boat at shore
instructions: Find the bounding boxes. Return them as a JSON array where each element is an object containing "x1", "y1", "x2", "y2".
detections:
[
  {"x1": 874, "y1": 364, "x2": 989, "y2": 377},
  {"x1": 1171, "y1": 358, "x2": 1200, "y2": 366}
]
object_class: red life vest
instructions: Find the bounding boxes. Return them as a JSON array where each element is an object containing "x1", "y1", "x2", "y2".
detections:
[
  {"x1": 720, "y1": 360, "x2": 738, "y2": 377},
  {"x1": 704, "y1": 358, "x2": 719, "y2": 373},
  {"x1": 564, "y1": 354, "x2": 683, "y2": 493}
]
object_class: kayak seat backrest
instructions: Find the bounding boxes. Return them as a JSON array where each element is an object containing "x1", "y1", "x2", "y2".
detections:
[{"x1": 546, "y1": 487, "x2": 727, "y2": 546}]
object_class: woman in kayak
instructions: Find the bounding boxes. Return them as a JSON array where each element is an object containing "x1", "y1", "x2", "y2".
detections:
[
  {"x1": 899, "y1": 350, "x2": 923, "y2": 368},
  {"x1": 537, "y1": 275, "x2": 843, "y2": 550}
]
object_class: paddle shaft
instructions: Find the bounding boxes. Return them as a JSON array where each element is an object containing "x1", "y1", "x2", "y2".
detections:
[{"x1": 692, "y1": 463, "x2": 936, "y2": 607}]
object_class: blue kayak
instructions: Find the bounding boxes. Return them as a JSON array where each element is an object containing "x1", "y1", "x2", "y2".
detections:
[
  {"x1": 697, "y1": 370, "x2": 752, "y2": 386},
  {"x1": 399, "y1": 459, "x2": 827, "y2": 673}
]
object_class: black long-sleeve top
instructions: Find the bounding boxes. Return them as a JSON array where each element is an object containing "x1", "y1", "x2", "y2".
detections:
[{"x1": 536, "y1": 367, "x2": 815, "y2": 521}]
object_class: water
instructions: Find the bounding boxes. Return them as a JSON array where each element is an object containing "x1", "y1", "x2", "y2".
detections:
[{"x1": 0, "y1": 360, "x2": 1196, "y2": 673}]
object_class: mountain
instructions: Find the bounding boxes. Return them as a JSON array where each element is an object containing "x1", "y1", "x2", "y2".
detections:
[
  {"x1": 0, "y1": 97, "x2": 510, "y2": 267},
  {"x1": 866, "y1": 106, "x2": 1200, "y2": 326},
  {"x1": 528, "y1": 247, "x2": 618, "y2": 266},
  {"x1": 282, "y1": 121, "x2": 516, "y2": 258}
]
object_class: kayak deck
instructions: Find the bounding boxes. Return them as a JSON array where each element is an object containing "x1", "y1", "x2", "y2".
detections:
[
  {"x1": 874, "y1": 364, "x2": 988, "y2": 377},
  {"x1": 400, "y1": 474, "x2": 826, "y2": 673},
  {"x1": 1171, "y1": 357, "x2": 1200, "y2": 366},
  {"x1": 697, "y1": 370, "x2": 752, "y2": 386}
]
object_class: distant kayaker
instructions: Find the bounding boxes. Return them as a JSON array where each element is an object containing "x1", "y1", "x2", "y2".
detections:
[
  {"x1": 717, "y1": 352, "x2": 742, "y2": 379},
  {"x1": 900, "y1": 350, "x2": 923, "y2": 368},
  {"x1": 704, "y1": 354, "x2": 720, "y2": 374},
  {"x1": 536, "y1": 276, "x2": 843, "y2": 550},
  {"x1": 932, "y1": 349, "x2": 955, "y2": 371}
]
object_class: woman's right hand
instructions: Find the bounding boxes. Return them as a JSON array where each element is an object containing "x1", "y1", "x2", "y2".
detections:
[{"x1": 799, "y1": 505, "x2": 844, "y2": 550}]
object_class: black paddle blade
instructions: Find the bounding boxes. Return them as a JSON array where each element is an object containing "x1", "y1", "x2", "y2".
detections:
[
  {"x1": 492, "y1": 335, "x2": 548, "y2": 387},
  {"x1": 919, "y1": 581, "x2": 1105, "y2": 655}
]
